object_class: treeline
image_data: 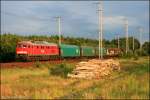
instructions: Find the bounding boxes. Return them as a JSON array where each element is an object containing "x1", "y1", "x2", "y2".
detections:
[{"x1": 0, "y1": 33, "x2": 149, "y2": 62}]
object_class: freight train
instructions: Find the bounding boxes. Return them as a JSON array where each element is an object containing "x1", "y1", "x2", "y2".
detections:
[{"x1": 16, "y1": 41, "x2": 122, "y2": 61}]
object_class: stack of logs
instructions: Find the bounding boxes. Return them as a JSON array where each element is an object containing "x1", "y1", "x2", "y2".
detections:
[{"x1": 68, "y1": 59, "x2": 120, "y2": 79}]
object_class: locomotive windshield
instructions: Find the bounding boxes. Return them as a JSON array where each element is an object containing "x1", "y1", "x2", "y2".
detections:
[
  {"x1": 17, "y1": 44, "x2": 27, "y2": 48},
  {"x1": 17, "y1": 44, "x2": 22, "y2": 47}
]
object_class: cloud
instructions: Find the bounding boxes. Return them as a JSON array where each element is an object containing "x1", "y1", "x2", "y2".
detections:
[
  {"x1": 1, "y1": 1, "x2": 149, "y2": 42},
  {"x1": 104, "y1": 16, "x2": 139, "y2": 30}
]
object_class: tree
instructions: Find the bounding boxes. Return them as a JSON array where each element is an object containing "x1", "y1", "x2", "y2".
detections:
[{"x1": 142, "y1": 41, "x2": 150, "y2": 55}]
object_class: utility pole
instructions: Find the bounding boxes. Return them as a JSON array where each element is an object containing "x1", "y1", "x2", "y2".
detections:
[
  {"x1": 117, "y1": 34, "x2": 120, "y2": 49},
  {"x1": 132, "y1": 34, "x2": 135, "y2": 51},
  {"x1": 115, "y1": 34, "x2": 120, "y2": 49},
  {"x1": 139, "y1": 27, "x2": 143, "y2": 53},
  {"x1": 124, "y1": 19, "x2": 129, "y2": 54},
  {"x1": 55, "y1": 16, "x2": 61, "y2": 45},
  {"x1": 97, "y1": 1, "x2": 103, "y2": 59}
]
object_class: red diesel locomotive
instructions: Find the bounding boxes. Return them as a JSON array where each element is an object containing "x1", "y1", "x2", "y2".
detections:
[{"x1": 16, "y1": 41, "x2": 59, "y2": 60}]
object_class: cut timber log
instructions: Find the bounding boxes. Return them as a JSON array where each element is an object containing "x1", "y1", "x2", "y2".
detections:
[{"x1": 68, "y1": 59, "x2": 120, "y2": 79}]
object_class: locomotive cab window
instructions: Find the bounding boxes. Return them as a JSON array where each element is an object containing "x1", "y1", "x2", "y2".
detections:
[
  {"x1": 17, "y1": 44, "x2": 22, "y2": 48},
  {"x1": 41, "y1": 46, "x2": 43, "y2": 49},
  {"x1": 23, "y1": 45, "x2": 27, "y2": 48}
]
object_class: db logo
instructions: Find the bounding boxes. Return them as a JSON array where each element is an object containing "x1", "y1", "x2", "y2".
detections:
[{"x1": 41, "y1": 50, "x2": 44, "y2": 53}]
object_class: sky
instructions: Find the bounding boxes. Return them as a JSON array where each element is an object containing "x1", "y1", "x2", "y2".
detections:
[{"x1": 1, "y1": 1, "x2": 149, "y2": 43}]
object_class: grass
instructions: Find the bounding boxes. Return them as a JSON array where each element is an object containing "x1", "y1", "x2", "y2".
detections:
[
  {"x1": 49, "y1": 63, "x2": 74, "y2": 78},
  {"x1": 1, "y1": 56, "x2": 149, "y2": 99}
]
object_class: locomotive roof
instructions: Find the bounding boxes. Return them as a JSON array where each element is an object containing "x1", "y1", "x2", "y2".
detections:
[{"x1": 18, "y1": 41, "x2": 57, "y2": 46}]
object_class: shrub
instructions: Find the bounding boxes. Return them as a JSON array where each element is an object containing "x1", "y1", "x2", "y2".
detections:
[
  {"x1": 134, "y1": 49, "x2": 149, "y2": 56},
  {"x1": 135, "y1": 49, "x2": 140, "y2": 56},
  {"x1": 121, "y1": 50, "x2": 134, "y2": 59},
  {"x1": 49, "y1": 63, "x2": 73, "y2": 78},
  {"x1": 141, "y1": 50, "x2": 149, "y2": 56},
  {"x1": 133, "y1": 53, "x2": 139, "y2": 60},
  {"x1": 34, "y1": 61, "x2": 42, "y2": 68}
]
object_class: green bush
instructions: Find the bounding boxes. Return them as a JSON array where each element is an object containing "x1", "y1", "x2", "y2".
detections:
[
  {"x1": 135, "y1": 49, "x2": 141, "y2": 56},
  {"x1": 34, "y1": 61, "x2": 42, "y2": 68},
  {"x1": 49, "y1": 63, "x2": 73, "y2": 78},
  {"x1": 121, "y1": 50, "x2": 134, "y2": 59},
  {"x1": 134, "y1": 49, "x2": 149, "y2": 56},
  {"x1": 133, "y1": 53, "x2": 139, "y2": 60},
  {"x1": 141, "y1": 50, "x2": 149, "y2": 56}
]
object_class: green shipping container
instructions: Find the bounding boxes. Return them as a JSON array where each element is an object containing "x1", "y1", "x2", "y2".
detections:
[
  {"x1": 95, "y1": 47, "x2": 107, "y2": 56},
  {"x1": 81, "y1": 46, "x2": 95, "y2": 57},
  {"x1": 59, "y1": 44, "x2": 80, "y2": 57}
]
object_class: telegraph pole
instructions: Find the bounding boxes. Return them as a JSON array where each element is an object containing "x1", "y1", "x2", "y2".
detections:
[
  {"x1": 55, "y1": 16, "x2": 61, "y2": 45},
  {"x1": 124, "y1": 19, "x2": 129, "y2": 54},
  {"x1": 97, "y1": 1, "x2": 103, "y2": 59}
]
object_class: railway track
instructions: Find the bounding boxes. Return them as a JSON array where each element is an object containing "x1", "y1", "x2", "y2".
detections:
[
  {"x1": 0, "y1": 56, "x2": 118, "y2": 69},
  {"x1": 0, "y1": 59, "x2": 85, "y2": 69}
]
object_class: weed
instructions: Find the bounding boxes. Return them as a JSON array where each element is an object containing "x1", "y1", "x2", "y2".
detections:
[
  {"x1": 34, "y1": 61, "x2": 42, "y2": 68},
  {"x1": 1, "y1": 57, "x2": 149, "y2": 99},
  {"x1": 48, "y1": 63, "x2": 74, "y2": 78}
]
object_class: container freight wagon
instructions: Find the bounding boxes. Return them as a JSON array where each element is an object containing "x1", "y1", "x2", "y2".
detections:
[
  {"x1": 95, "y1": 47, "x2": 107, "y2": 57},
  {"x1": 80, "y1": 46, "x2": 95, "y2": 57},
  {"x1": 59, "y1": 44, "x2": 80, "y2": 58},
  {"x1": 16, "y1": 41, "x2": 59, "y2": 61}
]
